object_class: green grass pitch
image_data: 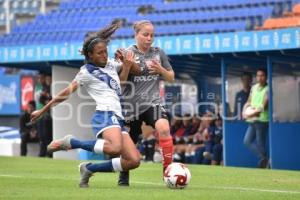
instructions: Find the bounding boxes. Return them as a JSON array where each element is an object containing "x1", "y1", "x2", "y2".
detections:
[{"x1": 1, "y1": 156, "x2": 300, "y2": 200}]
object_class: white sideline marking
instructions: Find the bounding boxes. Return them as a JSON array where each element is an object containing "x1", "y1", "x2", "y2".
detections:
[
  {"x1": 1, "y1": 174, "x2": 300, "y2": 195},
  {"x1": 131, "y1": 181, "x2": 300, "y2": 195},
  {"x1": 131, "y1": 181, "x2": 300, "y2": 194},
  {"x1": 213, "y1": 186, "x2": 300, "y2": 194}
]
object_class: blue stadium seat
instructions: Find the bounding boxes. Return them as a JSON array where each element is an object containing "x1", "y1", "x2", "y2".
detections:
[{"x1": 0, "y1": 0, "x2": 289, "y2": 46}]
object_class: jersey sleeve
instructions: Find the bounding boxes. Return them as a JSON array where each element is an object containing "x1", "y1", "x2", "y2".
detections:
[
  {"x1": 159, "y1": 48, "x2": 172, "y2": 70},
  {"x1": 74, "y1": 67, "x2": 90, "y2": 86}
]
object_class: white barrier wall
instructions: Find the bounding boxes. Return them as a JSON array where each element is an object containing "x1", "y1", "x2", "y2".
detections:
[
  {"x1": 0, "y1": 139, "x2": 39, "y2": 157},
  {"x1": 52, "y1": 65, "x2": 95, "y2": 160}
]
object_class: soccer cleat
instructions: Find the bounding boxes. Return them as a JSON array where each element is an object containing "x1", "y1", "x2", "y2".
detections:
[
  {"x1": 79, "y1": 162, "x2": 93, "y2": 188},
  {"x1": 118, "y1": 171, "x2": 129, "y2": 186},
  {"x1": 47, "y1": 135, "x2": 74, "y2": 153}
]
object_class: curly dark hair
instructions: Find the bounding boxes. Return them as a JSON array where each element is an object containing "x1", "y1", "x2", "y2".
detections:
[{"x1": 81, "y1": 20, "x2": 122, "y2": 60}]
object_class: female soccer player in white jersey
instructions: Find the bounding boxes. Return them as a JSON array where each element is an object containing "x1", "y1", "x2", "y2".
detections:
[
  {"x1": 30, "y1": 21, "x2": 140, "y2": 188},
  {"x1": 116, "y1": 20, "x2": 175, "y2": 186}
]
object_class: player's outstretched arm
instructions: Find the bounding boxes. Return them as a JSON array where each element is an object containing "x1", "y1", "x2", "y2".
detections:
[
  {"x1": 30, "y1": 80, "x2": 78, "y2": 122},
  {"x1": 118, "y1": 50, "x2": 142, "y2": 83}
]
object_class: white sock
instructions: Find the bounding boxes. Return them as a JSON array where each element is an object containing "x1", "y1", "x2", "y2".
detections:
[
  {"x1": 185, "y1": 152, "x2": 191, "y2": 157},
  {"x1": 94, "y1": 139, "x2": 105, "y2": 153},
  {"x1": 112, "y1": 157, "x2": 123, "y2": 172}
]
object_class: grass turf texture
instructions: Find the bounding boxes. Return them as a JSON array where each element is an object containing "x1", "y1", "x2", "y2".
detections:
[{"x1": 0, "y1": 156, "x2": 300, "y2": 200}]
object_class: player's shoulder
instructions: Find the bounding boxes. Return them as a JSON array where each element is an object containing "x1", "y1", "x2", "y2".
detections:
[
  {"x1": 76, "y1": 64, "x2": 95, "y2": 79},
  {"x1": 78, "y1": 64, "x2": 89, "y2": 73},
  {"x1": 127, "y1": 45, "x2": 135, "y2": 51},
  {"x1": 106, "y1": 58, "x2": 121, "y2": 69},
  {"x1": 152, "y1": 46, "x2": 162, "y2": 51},
  {"x1": 107, "y1": 57, "x2": 119, "y2": 64},
  {"x1": 151, "y1": 46, "x2": 164, "y2": 54}
]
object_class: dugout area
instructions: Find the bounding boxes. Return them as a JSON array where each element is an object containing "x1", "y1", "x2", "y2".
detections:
[{"x1": 169, "y1": 49, "x2": 300, "y2": 170}]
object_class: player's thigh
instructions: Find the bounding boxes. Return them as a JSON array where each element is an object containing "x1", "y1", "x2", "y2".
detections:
[
  {"x1": 128, "y1": 119, "x2": 143, "y2": 144},
  {"x1": 121, "y1": 133, "x2": 141, "y2": 161},
  {"x1": 143, "y1": 105, "x2": 169, "y2": 128},
  {"x1": 102, "y1": 127, "x2": 122, "y2": 148}
]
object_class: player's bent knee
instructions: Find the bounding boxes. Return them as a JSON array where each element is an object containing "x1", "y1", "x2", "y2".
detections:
[
  {"x1": 158, "y1": 127, "x2": 171, "y2": 137},
  {"x1": 129, "y1": 156, "x2": 141, "y2": 169},
  {"x1": 155, "y1": 119, "x2": 170, "y2": 136},
  {"x1": 109, "y1": 144, "x2": 122, "y2": 156}
]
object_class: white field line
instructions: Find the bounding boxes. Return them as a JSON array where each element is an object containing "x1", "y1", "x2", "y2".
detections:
[
  {"x1": 1, "y1": 174, "x2": 300, "y2": 195},
  {"x1": 132, "y1": 181, "x2": 300, "y2": 194}
]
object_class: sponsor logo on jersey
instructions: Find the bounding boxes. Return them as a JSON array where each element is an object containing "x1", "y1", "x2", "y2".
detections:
[{"x1": 133, "y1": 75, "x2": 159, "y2": 82}]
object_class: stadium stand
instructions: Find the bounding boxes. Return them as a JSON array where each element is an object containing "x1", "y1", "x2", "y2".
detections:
[
  {"x1": 1, "y1": 0, "x2": 300, "y2": 46},
  {"x1": 257, "y1": 1, "x2": 300, "y2": 29},
  {"x1": 0, "y1": 0, "x2": 40, "y2": 25}
]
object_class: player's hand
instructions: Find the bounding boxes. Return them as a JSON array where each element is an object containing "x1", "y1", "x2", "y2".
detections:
[
  {"x1": 114, "y1": 48, "x2": 125, "y2": 62},
  {"x1": 148, "y1": 59, "x2": 163, "y2": 75},
  {"x1": 116, "y1": 49, "x2": 135, "y2": 67},
  {"x1": 122, "y1": 50, "x2": 135, "y2": 68},
  {"x1": 30, "y1": 110, "x2": 43, "y2": 123}
]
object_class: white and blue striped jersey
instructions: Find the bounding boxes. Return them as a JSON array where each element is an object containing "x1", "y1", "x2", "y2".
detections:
[{"x1": 74, "y1": 58, "x2": 123, "y2": 119}]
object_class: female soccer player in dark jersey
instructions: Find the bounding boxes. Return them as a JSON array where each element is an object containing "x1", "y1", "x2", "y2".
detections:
[{"x1": 117, "y1": 20, "x2": 175, "y2": 186}]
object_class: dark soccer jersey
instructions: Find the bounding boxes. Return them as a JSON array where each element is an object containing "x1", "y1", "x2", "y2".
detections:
[{"x1": 122, "y1": 45, "x2": 172, "y2": 120}]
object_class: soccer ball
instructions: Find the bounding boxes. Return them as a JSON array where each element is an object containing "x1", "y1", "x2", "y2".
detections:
[
  {"x1": 163, "y1": 163, "x2": 191, "y2": 189},
  {"x1": 243, "y1": 106, "x2": 257, "y2": 119}
]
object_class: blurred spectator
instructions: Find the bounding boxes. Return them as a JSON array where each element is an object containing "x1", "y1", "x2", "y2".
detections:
[
  {"x1": 39, "y1": 74, "x2": 52, "y2": 105},
  {"x1": 38, "y1": 106, "x2": 53, "y2": 157},
  {"x1": 141, "y1": 135, "x2": 156, "y2": 162},
  {"x1": 234, "y1": 72, "x2": 252, "y2": 120},
  {"x1": 34, "y1": 72, "x2": 46, "y2": 110},
  {"x1": 20, "y1": 100, "x2": 39, "y2": 156},
  {"x1": 170, "y1": 116, "x2": 182, "y2": 136},
  {"x1": 192, "y1": 113, "x2": 214, "y2": 164},
  {"x1": 199, "y1": 115, "x2": 224, "y2": 166},
  {"x1": 211, "y1": 117, "x2": 223, "y2": 165},
  {"x1": 201, "y1": 113, "x2": 217, "y2": 163},
  {"x1": 183, "y1": 115, "x2": 200, "y2": 163},
  {"x1": 184, "y1": 118, "x2": 206, "y2": 164},
  {"x1": 184, "y1": 129, "x2": 204, "y2": 164},
  {"x1": 187, "y1": 115, "x2": 201, "y2": 140},
  {"x1": 243, "y1": 68, "x2": 269, "y2": 168},
  {"x1": 37, "y1": 74, "x2": 53, "y2": 157},
  {"x1": 173, "y1": 114, "x2": 192, "y2": 162},
  {"x1": 139, "y1": 123, "x2": 156, "y2": 162}
]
